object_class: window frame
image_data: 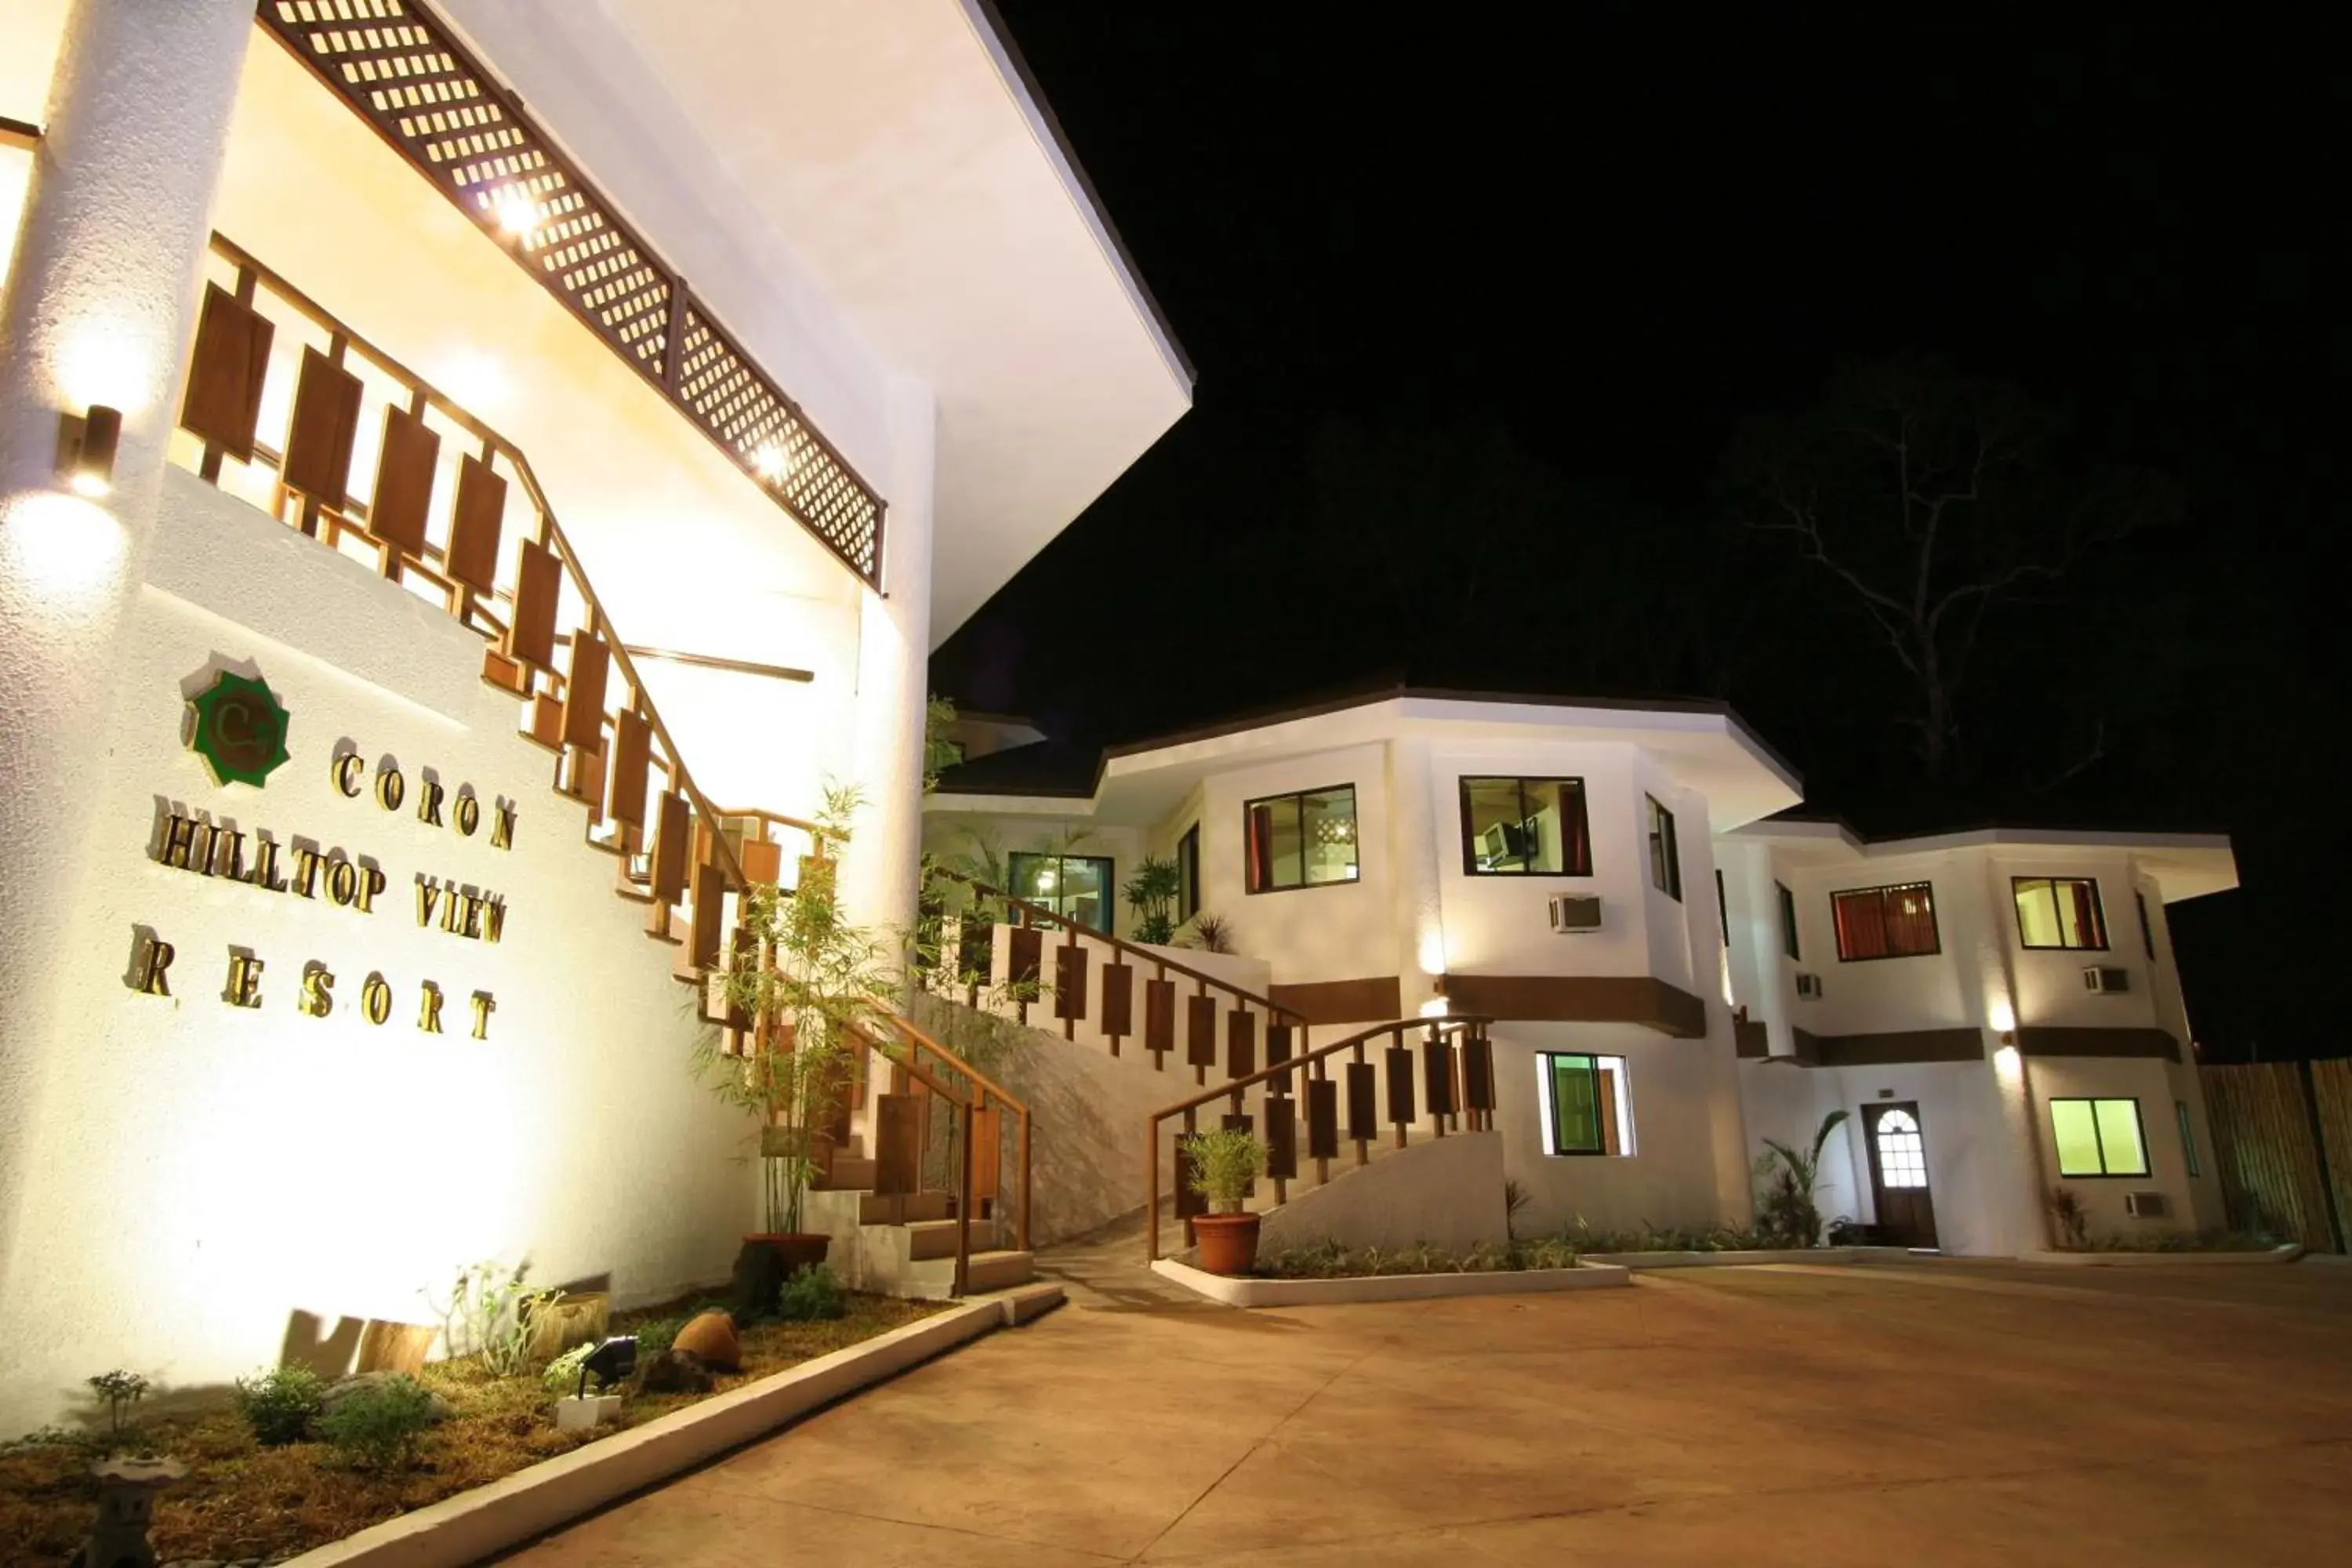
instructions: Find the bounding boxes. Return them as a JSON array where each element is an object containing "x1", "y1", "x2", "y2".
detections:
[
  {"x1": 2013, "y1": 876, "x2": 2111, "y2": 952},
  {"x1": 1537, "y1": 1051, "x2": 1636, "y2": 1157},
  {"x1": 1646, "y1": 795, "x2": 1682, "y2": 902},
  {"x1": 1457, "y1": 775, "x2": 1593, "y2": 877},
  {"x1": 2176, "y1": 1099, "x2": 2201, "y2": 1178},
  {"x1": 1241, "y1": 782, "x2": 1360, "y2": 895},
  {"x1": 1176, "y1": 822, "x2": 1201, "y2": 924},
  {"x1": 1831, "y1": 880, "x2": 1942, "y2": 962},
  {"x1": 1004, "y1": 851, "x2": 1119, "y2": 936},
  {"x1": 2049, "y1": 1096, "x2": 2152, "y2": 1179},
  {"x1": 2136, "y1": 891, "x2": 2158, "y2": 960},
  {"x1": 1777, "y1": 881, "x2": 1802, "y2": 961}
]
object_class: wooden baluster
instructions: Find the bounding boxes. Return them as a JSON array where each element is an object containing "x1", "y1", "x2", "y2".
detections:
[
  {"x1": 1007, "y1": 921, "x2": 1042, "y2": 1027},
  {"x1": 1348, "y1": 1043, "x2": 1375, "y2": 1166},
  {"x1": 1102, "y1": 956, "x2": 1133, "y2": 1058},
  {"x1": 1018, "y1": 1105, "x2": 1033, "y2": 1254},
  {"x1": 1054, "y1": 931, "x2": 1088, "y2": 1041},
  {"x1": 1185, "y1": 986, "x2": 1217, "y2": 1087},
  {"x1": 1176, "y1": 1106, "x2": 1203, "y2": 1247},
  {"x1": 1308, "y1": 1058, "x2": 1338, "y2": 1184},
  {"x1": 1145, "y1": 967, "x2": 1174, "y2": 1072},
  {"x1": 1423, "y1": 1023, "x2": 1455, "y2": 1138},
  {"x1": 1385, "y1": 1026, "x2": 1416, "y2": 1149}
]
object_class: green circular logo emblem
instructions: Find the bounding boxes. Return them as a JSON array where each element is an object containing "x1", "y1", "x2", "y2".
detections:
[{"x1": 187, "y1": 671, "x2": 292, "y2": 788}]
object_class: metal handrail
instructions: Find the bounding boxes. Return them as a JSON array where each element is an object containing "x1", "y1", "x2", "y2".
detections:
[{"x1": 1145, "y1": 1013, "x2": 1494, "y2": 1261}]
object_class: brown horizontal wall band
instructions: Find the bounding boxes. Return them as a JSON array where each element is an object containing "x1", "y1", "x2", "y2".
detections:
[
  {"x1": 2016, "y1": 1026, "x2": 2181, "y2": 1062},
  {"x1": 1791, "y1": 1026, "x2": 1984, "y2": 1067},
  {"x1": 1266, "y1": 976, "x2": 1403, "y2": 1025},
  {"x1": 1438, "y1": 975, "x2": 1708, "y2": 1039},
  {"x1": 1734, "y1": 1018, "x2": 1769, "y2": 1058}
]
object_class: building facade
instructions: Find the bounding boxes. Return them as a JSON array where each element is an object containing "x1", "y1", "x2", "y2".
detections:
[
  {"x1": 927, "y1": 688, "x2": 2237, "y2": 1257},
  {"x1": 0, "y1": 0, "x2": 1188, "y2": 1434}
]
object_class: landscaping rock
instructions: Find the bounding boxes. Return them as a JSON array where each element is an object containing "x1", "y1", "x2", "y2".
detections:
[
  {"x1": 670, "y1": 1308, "x2": 741, "y2": 1370},
  {"x1": 637, "y1": 1348, "x2": 716, "y2": 1395},
  {"x1": 318, "y1": 1371, "x2": 454, "y2": 1425}
]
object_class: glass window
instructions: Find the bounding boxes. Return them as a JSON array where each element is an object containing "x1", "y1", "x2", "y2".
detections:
[
  {"x1": 1244, "y1": 785, "x2": 1358, "y2": 893},
  {"x1": 1539, "y1": 1053, "x2": 1635, "y2": 1156},
  {"x1": 1777, "y1": 881, "x2": 1801, "y2": 960},
  {"x1": 1459, "y1": 776, "x2": 1592, "y2": 875},
  {"x1": 1176, "y1": 823, "x2": 1200, "y2": 924},
  {"x1": 2176, "y1": 1099, "x2": 2200, "y2": 1178},
  {"x1": 2014, "y1": 877, "x2": 2108, "y2": 950},
  {"x1": 1832, "y1": 882, "x2": 1940, "y2": 960},
  {"x1": 1646, "y1": 797, "x2": 1681, "y2": 901},
  {"x1": 1006, "y1": 852, "x2": 1116, "y2": 935},
  {"x1": 2137, "y1": 891, "x2": 2157, "y2": 960},
  {"x1": 1873, "y1": 1107, "x2": 1929, "y2": 1189},
  {"x1": 2050, "y1": 1098, "x2": 2151, "y2": 1178}
]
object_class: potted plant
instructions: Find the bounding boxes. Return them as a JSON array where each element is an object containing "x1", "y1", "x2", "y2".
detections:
[
  {"x1": 1755, "y1": 1109, "x2": 1850, "y2": 1247},
  {"x1": 1184, "y1": 1127, "x2": 1269, "y2": 1275},
  {"x1": 700, "y1": 783, "x2": 892, "y2": 1311}
]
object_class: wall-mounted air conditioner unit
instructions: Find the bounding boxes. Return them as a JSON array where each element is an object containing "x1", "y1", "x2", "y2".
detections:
[
  {"x1": 1795, "y1": 972, "x2": 1824, "y2": 1000},
  {"x1": 2123, "y1": 1191, "x2": 2169, "y2": 1219},
  {"x1": 1548, "y1": 895, "x2": 1602, "y2": 932},
  {"x1": 2083, "y1": 966, "x2": 2130, "y2": 994}
]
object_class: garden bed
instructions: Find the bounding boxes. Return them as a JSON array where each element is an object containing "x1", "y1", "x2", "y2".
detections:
[
  {"x1": 1584, "y1": 1247, "x2": 1864, "y2": 1269},
  {"x1": 0, "y1": 1291, "x2": 938, "y2": 1565},
  {"x1": 1154, "y1": 1236, "x2": 1628, "y2": 1308},
  {"x1": 2023, "y1": 1243, "x2": 2303, "y2": 1267}
]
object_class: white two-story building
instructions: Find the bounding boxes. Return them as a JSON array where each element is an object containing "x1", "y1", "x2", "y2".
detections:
[{"x1": 926, "y1": 685, "x2": 2238, "y2": 1256}]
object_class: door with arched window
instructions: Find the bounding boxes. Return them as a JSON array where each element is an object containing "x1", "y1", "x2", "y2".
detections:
[{"x1": 1863, "y1": 1102, "x2": 1939, "y2": 1247}]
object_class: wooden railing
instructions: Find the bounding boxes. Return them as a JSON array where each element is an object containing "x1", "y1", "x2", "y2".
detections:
[
  {"x1": 854, "y1": 1009, "x2": 1035, "y2": 1285},
  {"x1": 174, "y1": 234, "x2": 755, "y2": 977},
  {"x1": 927, "y1": 870, "x2": 1311, "y2": 1087},
  {"x1": 1145, "y1": 1014, "x2": 1497, "y2": 1261}
]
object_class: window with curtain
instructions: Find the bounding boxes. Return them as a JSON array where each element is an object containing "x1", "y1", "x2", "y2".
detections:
[
  {"x1": 1459, "y1": 776, "x2": 1592, "y2": 875},
  {"x1": 1831, "y1": 882, "x2": 1940, "y2": 960},
  {"x1": 1244, "y1": 785, "x2": 1358, "y2": 893},
  {"x1": 1539, "y1": 1052, "x2": 1635, "y2": 1156},
  {"x1": 1646, "y1": 796, "x2": 1681, "y2": 901},
  {"x1": 1777, "y1": 881, "x2": 1801, "y2": 960},
  {"x1": 2050, "y1": 1098, "x2": 2149, "y2": 1177},
  {"x1": 1176, "y1": 823, "x2": 1201, "y2": 924},
  {"x1": 2014, "y1": 877, "x2": 2108, "y2": 950},
  {"x1": 1006, "y1": 851, "x2": 1116, "y2": 935}
]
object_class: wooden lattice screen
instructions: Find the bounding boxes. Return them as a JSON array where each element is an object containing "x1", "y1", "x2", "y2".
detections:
[
  {"x1": 259, "y1": 0, "x2": 887, "y2": 586},
  {"x1": 2199, "y1": 1061, "x2": 2352, "y2": 1253}
]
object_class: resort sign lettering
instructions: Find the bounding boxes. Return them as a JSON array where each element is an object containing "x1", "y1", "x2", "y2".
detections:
[{"x1": 129, "y1": 667, "x2": 510, "y2": 1039}]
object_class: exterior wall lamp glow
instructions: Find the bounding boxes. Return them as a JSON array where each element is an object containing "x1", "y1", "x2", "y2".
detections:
[{"x1": 56, "y1": 404, "x2": 122, "y2": 497}]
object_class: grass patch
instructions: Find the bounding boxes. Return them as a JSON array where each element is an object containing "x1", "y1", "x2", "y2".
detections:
[
  {"x1": 0, "y1": 1292, "x2": 937, "y2": 1563},
  {"x1": 1254, "y1": 1236, "x2": 1581, "y2": 1279}
]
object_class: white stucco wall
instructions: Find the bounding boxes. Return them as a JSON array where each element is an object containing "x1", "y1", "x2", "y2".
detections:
[{"x1": 0, "y1": 474, "x2": 756, "y2": 1433}]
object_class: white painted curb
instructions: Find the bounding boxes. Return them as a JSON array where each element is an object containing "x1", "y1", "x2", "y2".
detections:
[
  {"x1": 1584, "y1": 1247, "x2": 1863, "y2": 1269},
  {"x1": 284, "y1": 1286, "x2": 1062, "y2": 1567},
  {"x1": 2019, "y1": 1244, "x2": 2304, "y2": 1268},
  {"x1": 1149, "y1": 1256, "x2": 1628, "y2": 1307}
]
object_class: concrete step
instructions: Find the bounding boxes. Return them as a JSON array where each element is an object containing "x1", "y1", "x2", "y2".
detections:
[
  {"x1": 859, "y1": 1191, "x2": 953, "y2": 1225},
  {"x1": 818, "y1": 1156, "x2": 877, "y2": 1191},
  {"x1": 965, "y1": 1250, "x2": 1036, "y2": 1292},
  {"x1": 904, "y1": 1219, "x2": 961, "y2": 1261}
]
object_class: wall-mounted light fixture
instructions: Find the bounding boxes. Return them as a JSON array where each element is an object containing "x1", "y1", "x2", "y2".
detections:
[{"x1": 55, "y1": 405, "x2": 122, "y2": 498}]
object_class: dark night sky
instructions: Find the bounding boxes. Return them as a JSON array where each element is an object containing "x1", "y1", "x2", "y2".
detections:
[{"x1": 934, "y1": 13, "x2": 2343, "y2": 1061}]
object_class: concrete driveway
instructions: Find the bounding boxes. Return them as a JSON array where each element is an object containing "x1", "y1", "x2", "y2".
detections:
[{"x1": 503, "y1": 1254, "x2": 2352, "y2": 1564}]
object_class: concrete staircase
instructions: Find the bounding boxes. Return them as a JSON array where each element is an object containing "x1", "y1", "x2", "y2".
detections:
[{"x1": 802, "y1": 1132, "x2": 1037, "y2": 1300}]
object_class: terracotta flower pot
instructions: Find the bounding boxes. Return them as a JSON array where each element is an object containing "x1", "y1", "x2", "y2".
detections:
[{"x1": 1192, "y1": 1212, "x2": 1261, "y2": 1276}]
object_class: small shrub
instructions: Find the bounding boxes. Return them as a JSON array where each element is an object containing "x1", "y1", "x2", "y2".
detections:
[
  {"x1": 320, "y1": 1374, "x2": 436, "y2": 1472},
  {"x1": 1181, "y1": 1127, "x2": 1267, "y2": 1212},
  {"x1": 86, "y1": 1370, "x2": 149, "y2": 1439},
  {"x1": 633, "y1": 1316, "x2": 687, "y2": 1358},
  {"x1": 1189, "y1": 913, "x2": 1236, "y2": 954},
  {"x1": 779, "y1": 1262, "x2": 848, "y2": 1322},
  {"x1": 235, "y1": 1365, "x2": 325, "y2": 1446},
  {"x1": 2046, "y1": 1186, "x2": 2089, "y2": 1250},
  {"x1": 541, "y1": 1341, "x2": 599, "y2": 1397}
]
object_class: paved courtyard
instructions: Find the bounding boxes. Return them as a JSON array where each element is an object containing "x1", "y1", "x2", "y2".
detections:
[{"x1": 506, "y1": 1254, "x2": 2352, "y2": 1565}]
